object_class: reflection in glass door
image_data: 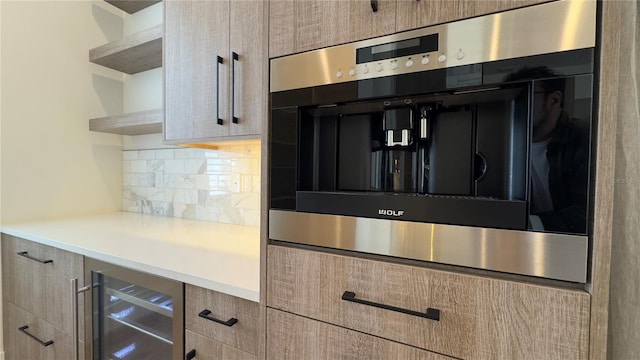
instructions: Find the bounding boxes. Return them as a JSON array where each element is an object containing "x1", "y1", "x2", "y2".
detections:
[{"x1": 86, "y1": 259, "x2": 183, "y2": 360}]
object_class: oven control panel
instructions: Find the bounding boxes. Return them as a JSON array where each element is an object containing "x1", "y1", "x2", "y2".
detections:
[{"x1": 270, "y1": 0, "x2": 596, "y2": 93}]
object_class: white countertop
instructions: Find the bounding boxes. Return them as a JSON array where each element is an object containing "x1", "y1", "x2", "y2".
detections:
[{"x1": 1, "y1": 212, "x2": 260, "y2": 302}]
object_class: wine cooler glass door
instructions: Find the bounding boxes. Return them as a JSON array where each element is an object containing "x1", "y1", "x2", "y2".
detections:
[{"x1": 91, "y1": 271, "x2": 176, "y2": 360}]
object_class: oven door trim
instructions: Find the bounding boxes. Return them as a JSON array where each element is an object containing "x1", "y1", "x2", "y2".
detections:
[{"x1": 269, "y1": 209, "x2": 588, "y2": 283}]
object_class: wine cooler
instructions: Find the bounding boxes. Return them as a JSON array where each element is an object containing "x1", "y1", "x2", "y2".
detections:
[{"x1": 84, "y1": 259, "x2": 184, "y2": 360}]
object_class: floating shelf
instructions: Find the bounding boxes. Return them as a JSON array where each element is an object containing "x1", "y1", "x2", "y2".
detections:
[
  {"x1": 90, "y1": 25, "x2": 162, "y2": 74},
  {"x1": 105, "y1": 0, "x2": 162, "y2": 14},
  {"x1": 90, "y1": 109, "x2": 163, "y2": 135}
]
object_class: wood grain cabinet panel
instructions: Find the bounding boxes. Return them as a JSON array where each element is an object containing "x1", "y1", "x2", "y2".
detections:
[
  {"x1": 1, "y1": 234, "x2": 84, "y2": 336},
  {"x1": 267, "y1": 245, "x2": 590, "y2": 359},
  {"x1": 164, "y1": 0, "x2": 230, "y2": 141},
  {"x1": 164, "y1": 0, "x2": 266, "y2": 143},
  {"x1": 228, "y1": 0, "x2": 266, "y2": 137},
  {"x1": 3, "y1": 301, "x2": 72, "y2": 360},
  {"x1": 185, "y1": 330, "x2": 257, "y2": 360},
  {"x1": 185, "y1": 284, "x2": 260, "y2": 355},
  {"x1": 267, "y1": 308, "x2": 455, "y2": 360},
  {"x1": 269, "y1": 0, "x2": 396, "y2": 58},
  {"x1": 396, "y1": 0, "x2": 550, "y2": 32}
]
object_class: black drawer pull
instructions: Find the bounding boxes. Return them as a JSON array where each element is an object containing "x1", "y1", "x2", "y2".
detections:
[
  {"x1": 18, "y1": 325, "x2": 54, "y2": 347},
  {"x1": 17, "y1": 251, "x2": 53, "y2": 264},
  {"x1": 198, "y1": 309, "x2": 238, "y2": 327},
  {"x1": 231, "y1": 51, "x2": 239, "y2": 124},
  {"x1": 216, "y1": 55, "x2": 224, "y2": 125},
  {"x1": 186, "y1": 349, "x2": 196, "y2": 360},
  {"x1": 370, "y1": 0, "x2": 378, "y2": 12},
  {"x1": 341, "y1": 291, "x2": 440, "y2": 321}
]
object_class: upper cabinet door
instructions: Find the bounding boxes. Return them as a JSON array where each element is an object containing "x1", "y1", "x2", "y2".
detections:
[
  {"x1": 396, "y1": 0, "x2": 550, "y2": 32},
  {"x1": 228, "y1": 0, "x2": 267, "y2": 137},
  {"x1": 269, "y1": 0, "x2": 396, "y2": 58},
  {"x1": 164, "y1": 0, "x2": 230, "y2": 142}
]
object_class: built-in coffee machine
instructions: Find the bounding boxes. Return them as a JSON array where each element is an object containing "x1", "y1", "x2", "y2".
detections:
[{"x1": 269, "y1": 1, "x2": 597, "y2": 283}]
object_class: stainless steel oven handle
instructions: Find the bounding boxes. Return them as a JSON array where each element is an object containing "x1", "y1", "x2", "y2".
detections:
[{"x1": 71, "y1": 278, "x2": 91, "y2": 360}]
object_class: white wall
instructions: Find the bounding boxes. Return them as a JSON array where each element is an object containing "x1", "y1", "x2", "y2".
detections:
[
  {"x1": 0, "y1": 1, "x2": 125, "y2": 352},
  {"x1": 1, "y1": 0, "x2": 124, "y2": 225},
  {"x1": 121, "y1": 2, "x2": 169, "y2": 151}
]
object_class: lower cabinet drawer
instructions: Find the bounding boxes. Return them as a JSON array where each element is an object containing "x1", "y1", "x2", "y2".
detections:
[
  {"x1": 3, "y1": 301, "x2": 73, "y2": 360},
  {"x1": 185, "y1": 330, "x2": 257, "y2": 360},
  {"x1": 267, "y1": 308, "x2": 454, "y2": 360},
  {"x1": 185, "y1": 284, "x2": 259, "y2": 355},
  {"x1": 267, "y1": 245, "x2": 591, "y2": 359},
  {"x1": 2, "y1": 234, "x2": 84, "y2": 335}
]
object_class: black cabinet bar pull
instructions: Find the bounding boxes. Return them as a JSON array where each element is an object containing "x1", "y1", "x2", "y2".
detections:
[
  {"x1": 17, "y1": 251, "x2": 53, "y2": 264},
  {"x1": 341, "y1": 291, "x2": 440, "y2": 321},
  {"x1": 371, "y1": 0, "x2": 378, "y2": 12},
  {"x1": 231, "y1": 51, "x2": 239, "y2": 124},
  {"x1": 198, "y1": 309, "x2": 238, "y2": 327},
  {"x1": 185, "y1": 349, "x2": 196, "y2": 360},
  {"x1": 18, "y1": 326, "x2": 54, "y2": 347},
  {"x1": 216, "y1": 55, "x2": 224, "y2": 125}
]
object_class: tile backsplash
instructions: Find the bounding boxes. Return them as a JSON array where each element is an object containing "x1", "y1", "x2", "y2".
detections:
[{"x1": 122, "y1": 143, "x2": 260, "y2": 227}]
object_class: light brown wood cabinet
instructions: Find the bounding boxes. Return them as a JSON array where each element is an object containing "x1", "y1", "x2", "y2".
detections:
[
  {"x1": 269, "y1": 0, "x2": 551, "y2": 58},
  {"x1": 269, "y1": 0, "x2": 396, "y2": 58},
  {"x1": 1, "y1": 234, "x2": 84, "y2": 360},
  {"x1": 3, "y1": 301, "x2": 73, "y2": 360},
  {"x1": 267, "y1": 308, "x2": 455, "y2": 360},
  {"x1": 185, "y1": 284, "x2": 259, "y2": 359},
  {"x1": 267, "y1": 245, "x2": 590, "y2": 360},
  {"x1": 164, "y1": 0, "x2": 267, "y2": 143},
  {"x1": 186, "y1": 330, "x2": 256, "y2": 360}
]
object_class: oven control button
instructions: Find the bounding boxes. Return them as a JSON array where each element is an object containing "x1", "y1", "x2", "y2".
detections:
[
  {"x1": 456, "y1": 49, "x2": 465, "y2": 60},
  {"x1": 336, "y1": 71, "x2": 343, "y2": 78},
  {"x1": 349, "y1": 69, "x2": 356, "y2": 76},
  {"x1": 376, "y1": 64, "x2": 384, "y2": 72},
  {"x1": 421, "y1": 56, "x2": 429, "y2": 65},
  {"x1": 390, "y1": 62, "x2": 398, "y2": 70},
  {"x1": 363, "y1": 66, "x2": 370, "y2": 74},
  {"x1": 406, "y1": 59, "x2": 414, "y2": 67},
  {"x1": 438, "y1": 54, "x2": 447, "y2": 62}
]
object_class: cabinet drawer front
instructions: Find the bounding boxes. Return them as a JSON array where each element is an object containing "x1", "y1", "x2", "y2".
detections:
[
  {"x1": 267, "y1": 245, "x2": 590, "y2": 359},
  {"x1": 185, "y1": 330, "x2": 256, "y2": 360},
  {"x1": 267, "y1": 308, "x2": 454, "y2": 360},
  {"x1": 186, "y1": 330, "x2": 256, "y2": 360},
  {"x1": 3, "y1": 301, "x2": 73, "y2": 360},
  {"x1": 185, "y1": 284, "x2": 259, "y2": 355},
  {"x1": 2, "y1": 234, "x2": 84, "y2": 335}
]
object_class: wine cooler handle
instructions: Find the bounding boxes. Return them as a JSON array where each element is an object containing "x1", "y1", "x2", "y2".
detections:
[
  {"x1": 341, "y1": 291, "x2": 441, "y2": 321},
  {"x1": 198, "y1": 309, "x2": 238, "y2": 327},
  {"x1": 17, "y1": 251, "x2": 53, "y2": 264},
  {"x1": 216, "y1": 56, "x2": 224, "y2": 125},
  {"x1": 18, "y1": 325, "x2": 54, "y2": 347},
  {"x1": 231, "y1": 51, "x2": 239, "y2": 124},
  {"x1": 186, "y1": 349, "x2": 197, "y2": 360},
  {"x1": 72, "y1": 278, "x2": 91, "y2": 360}
]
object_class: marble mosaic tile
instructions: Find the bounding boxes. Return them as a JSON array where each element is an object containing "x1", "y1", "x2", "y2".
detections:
[{"x1": 122, "y1": 143, "x2": 261, "y2": 227}]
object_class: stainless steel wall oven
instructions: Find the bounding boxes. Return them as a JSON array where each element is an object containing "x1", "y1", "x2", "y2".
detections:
[{"x1": 269, "y1": 1, "x2": 597, "y2": 283}]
